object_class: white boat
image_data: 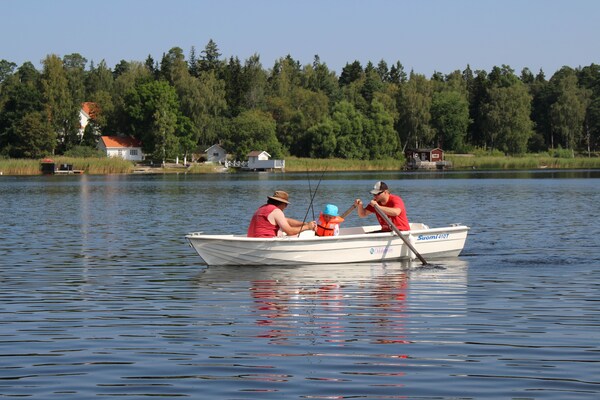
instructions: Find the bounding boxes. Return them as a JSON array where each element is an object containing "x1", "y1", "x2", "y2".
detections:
[{"x1": 186, "y1": 223, "x2": 469, "y2": 266}]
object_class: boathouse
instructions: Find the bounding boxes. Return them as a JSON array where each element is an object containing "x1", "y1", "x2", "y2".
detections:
[
  {"x1": 40, "y1": 158, "x2": 84, "y2": 175},
  {"x1": 405, "y1": 148, "x2": 452, "y2": 170},
  {"x1": 243, "y1": 151, "x2": 285, "y2": 171}
]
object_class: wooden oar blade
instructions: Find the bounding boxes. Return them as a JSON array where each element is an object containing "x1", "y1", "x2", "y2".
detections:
[{"x1": 372, "y1": 203, "x2": 428, "y2": 265}]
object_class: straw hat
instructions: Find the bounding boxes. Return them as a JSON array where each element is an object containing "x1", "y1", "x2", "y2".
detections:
[{"x1": 268, "y1": 190, "x2": 290, "y2": 204}]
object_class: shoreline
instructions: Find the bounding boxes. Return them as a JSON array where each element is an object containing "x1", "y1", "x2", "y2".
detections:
[
  {"x1": 1, "y1": 155, "x2": 600, "y2": 176},
  {"x1": 2, "y1": 166, "x2": 599, "y2": 177}
]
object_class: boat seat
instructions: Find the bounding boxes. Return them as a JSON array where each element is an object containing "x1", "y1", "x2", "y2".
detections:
[
  {"x1": 409, "y1": 222, "x2": 429, "y2": 230},
  {"x1": 298, "y1": 230, "x2": 316, "y2": 238},
  {"x1": 339, "y1": 226, "x2": 373, "y2": 235}
]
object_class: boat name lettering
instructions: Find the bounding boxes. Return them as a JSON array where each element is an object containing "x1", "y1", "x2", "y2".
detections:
[
  {"x1": 370, "y1": 247, "x2": 392, "y2": 255},
  {"x1": 417, "y1": 233, "x2": 449, "y2": 241}
]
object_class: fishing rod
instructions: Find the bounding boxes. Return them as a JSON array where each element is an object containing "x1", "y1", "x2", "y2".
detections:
[
  {"x1": 299, "y1": 169, "x2": 326, "y2": 232},
  {"x1": 306, "y1": 169, "x2": 315, "y2": 221}
]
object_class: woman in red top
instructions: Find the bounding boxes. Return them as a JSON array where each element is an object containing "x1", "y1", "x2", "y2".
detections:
[
  {"x1": 247, "y1": 190, "x2": 316, "y2": 238},
  {"x1": 354, "y1": 181, "x2": 410, "y2": 232}
]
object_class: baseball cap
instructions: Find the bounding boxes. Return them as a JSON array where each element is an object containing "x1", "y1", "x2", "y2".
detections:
[{"x1": 369, "y1": 181, "x2": 389, "y2": 195}]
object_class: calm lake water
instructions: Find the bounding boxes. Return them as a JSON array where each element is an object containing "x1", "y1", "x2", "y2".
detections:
[{"x1": 1, "y1": 170, "x2": 599, "y2": 399}]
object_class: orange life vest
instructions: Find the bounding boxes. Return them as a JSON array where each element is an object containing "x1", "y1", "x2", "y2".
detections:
[{"x1": 315, "y1": 213, "x2": 344, "y2": 237}]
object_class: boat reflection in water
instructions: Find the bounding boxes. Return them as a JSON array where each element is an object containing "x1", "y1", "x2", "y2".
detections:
[{"x1": 194, "y1": 259, "x2": 469, "y2": 345}]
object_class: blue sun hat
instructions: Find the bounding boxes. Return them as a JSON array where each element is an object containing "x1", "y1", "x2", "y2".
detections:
[{"x1": 323, "y1": 204, "x2": 339, "y2": 217}]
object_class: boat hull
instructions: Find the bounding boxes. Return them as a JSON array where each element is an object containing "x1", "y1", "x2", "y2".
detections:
[{"x1": 186, "y1": 224, "x2": 469, "y2": 266}]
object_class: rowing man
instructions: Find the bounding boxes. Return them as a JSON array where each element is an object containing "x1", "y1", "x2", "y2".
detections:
[{"x1": 354, "y1": 181, "x2": 410, "y2": 232}]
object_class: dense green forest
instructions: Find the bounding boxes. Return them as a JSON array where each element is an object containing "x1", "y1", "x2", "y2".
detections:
[{"x1": 1, "y1": 39, "x2": 599, "y2": 161}]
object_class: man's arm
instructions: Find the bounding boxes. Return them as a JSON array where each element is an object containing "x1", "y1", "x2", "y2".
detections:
[
  {"x1": 354, "y1": 199, "x2": 372, "y2": 218},
  {"x1": 286, "y1": 217, "x2": 304, "y2": 228},
  {"x1": 271, "y1": 210, "x2": 315, "y2": 236}
]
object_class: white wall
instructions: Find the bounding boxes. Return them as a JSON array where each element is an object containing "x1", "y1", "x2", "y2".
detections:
[{"x1": 106, "y1": 147, "x2": 144, "y2": 161}]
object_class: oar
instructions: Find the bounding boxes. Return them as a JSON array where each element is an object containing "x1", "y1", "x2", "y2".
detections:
[
  {"x1": 372, "y1": 203, "x2": 428, "y2": 265},
  {"x1": 339, "y1": 204, "x2": 357, "y2": 219}
]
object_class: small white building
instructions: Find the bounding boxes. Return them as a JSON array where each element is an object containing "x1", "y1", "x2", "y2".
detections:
[
  {"x1": 244, "y1": 150, "x2": 285, "y2": 171},
  {"x1": 204, "y1": 144, "x2": 228, "y2": 163},
  {"x1": 98, "y1": 136, "x2": 144, "y2": 161}
]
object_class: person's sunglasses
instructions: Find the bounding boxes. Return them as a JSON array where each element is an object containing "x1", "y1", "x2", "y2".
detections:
[{"x1": 373, "y1": 191, "x2": 384, "y2": 196}]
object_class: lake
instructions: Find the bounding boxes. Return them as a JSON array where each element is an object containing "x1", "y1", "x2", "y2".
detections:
[{"x1": 1, "y1": 170, "x2": 599, "y2": 399}]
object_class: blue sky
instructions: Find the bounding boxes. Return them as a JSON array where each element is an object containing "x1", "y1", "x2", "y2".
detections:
[{"x1": 2, "y1": 0, "x2": 598, "y2": 77}]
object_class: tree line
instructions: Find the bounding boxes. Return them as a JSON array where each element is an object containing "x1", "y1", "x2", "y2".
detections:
[{"x1": 1, "y1": 39, "x2": 599, "y2": 161}]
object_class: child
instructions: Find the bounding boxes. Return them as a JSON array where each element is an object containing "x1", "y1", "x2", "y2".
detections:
[{"x1": 315, "y1": 204, "x2": 345, "y2": 237}]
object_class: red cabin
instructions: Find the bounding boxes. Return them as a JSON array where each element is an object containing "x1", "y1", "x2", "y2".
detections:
[{"x1": 405, "y1": 148, "x2": 451, "y2": 170}]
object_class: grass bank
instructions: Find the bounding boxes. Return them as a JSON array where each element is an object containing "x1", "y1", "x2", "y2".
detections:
[
  {"x1": 2, "y1": 154, "x2": 599, "y2": 176},
  {"x1": 275, "y1": 155, "x2": 600, "y2": 172},
  {"x1": 446, "y1": 154, "x2": 600, "y2": 170}
]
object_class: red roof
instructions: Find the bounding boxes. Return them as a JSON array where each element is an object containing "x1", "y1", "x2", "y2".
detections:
[
  {"x1": 100, "y1": 136, "x2": 142, "y2": 148},
  {"x1": 82, "y1": 102, "x2": 100, "y2": 119}
]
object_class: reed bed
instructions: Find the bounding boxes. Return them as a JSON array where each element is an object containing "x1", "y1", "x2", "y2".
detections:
[
  {"x1": 0, "y1": 157, "x2": 135, "y2": 175},
  {"x1": 0, "y1": 159, "x2": 41, "y2": 175},
  {"x1": 446, "y1": 154, "x2": 600, "y2": 170},
  {"x1": 65, "y1": 157, "x2": 135, "y2": 174},
  {"x1": 284, "y1": 157, "x2": 404, "y2": 172}
]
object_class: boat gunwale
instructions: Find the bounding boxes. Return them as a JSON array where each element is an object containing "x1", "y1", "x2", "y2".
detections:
[{"x1": 185, "y1": 224, "x2": 470, "y2": 242}]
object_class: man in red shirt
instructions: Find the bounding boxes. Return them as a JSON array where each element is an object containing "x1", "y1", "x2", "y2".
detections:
[
  {"x1": 354, "y1": 181, "x2": 410, "y2": 232},
  {"x1": 247, "y1": 190, "x2": 316, "y2": 238}
]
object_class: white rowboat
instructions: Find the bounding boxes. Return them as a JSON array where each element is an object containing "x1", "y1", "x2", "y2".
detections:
[{"x1": 186, "y1": 223, "x2": 469, "y2": 266}]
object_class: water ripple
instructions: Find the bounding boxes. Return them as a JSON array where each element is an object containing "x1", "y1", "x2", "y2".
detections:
[{"x1": 1, "y1": 174, "x2": 599, "y2": 398}]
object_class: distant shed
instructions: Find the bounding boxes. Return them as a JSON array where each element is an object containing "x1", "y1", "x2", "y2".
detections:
[
  {"x1": 244, "y1": 151, "x2": 285, "y2": 171},
  {"x1": 204, "y1": 144, "x2": 228, "y2": 163},
  {"x1": 405, "y1": 148, "x2": 452, "y2": 170}
]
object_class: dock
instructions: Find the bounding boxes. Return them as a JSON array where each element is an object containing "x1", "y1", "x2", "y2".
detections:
[{"x1": 40, "y1": 159, "x2": 84, "y2": 175}]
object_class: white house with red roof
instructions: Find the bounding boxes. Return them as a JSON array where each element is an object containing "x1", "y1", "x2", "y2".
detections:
[
  {"x1": 79, "y1": 102, "x2": 100, "y2": 139},
  {"x1": 98, "y1": 136, "x2": 144, "y2": 161}
]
